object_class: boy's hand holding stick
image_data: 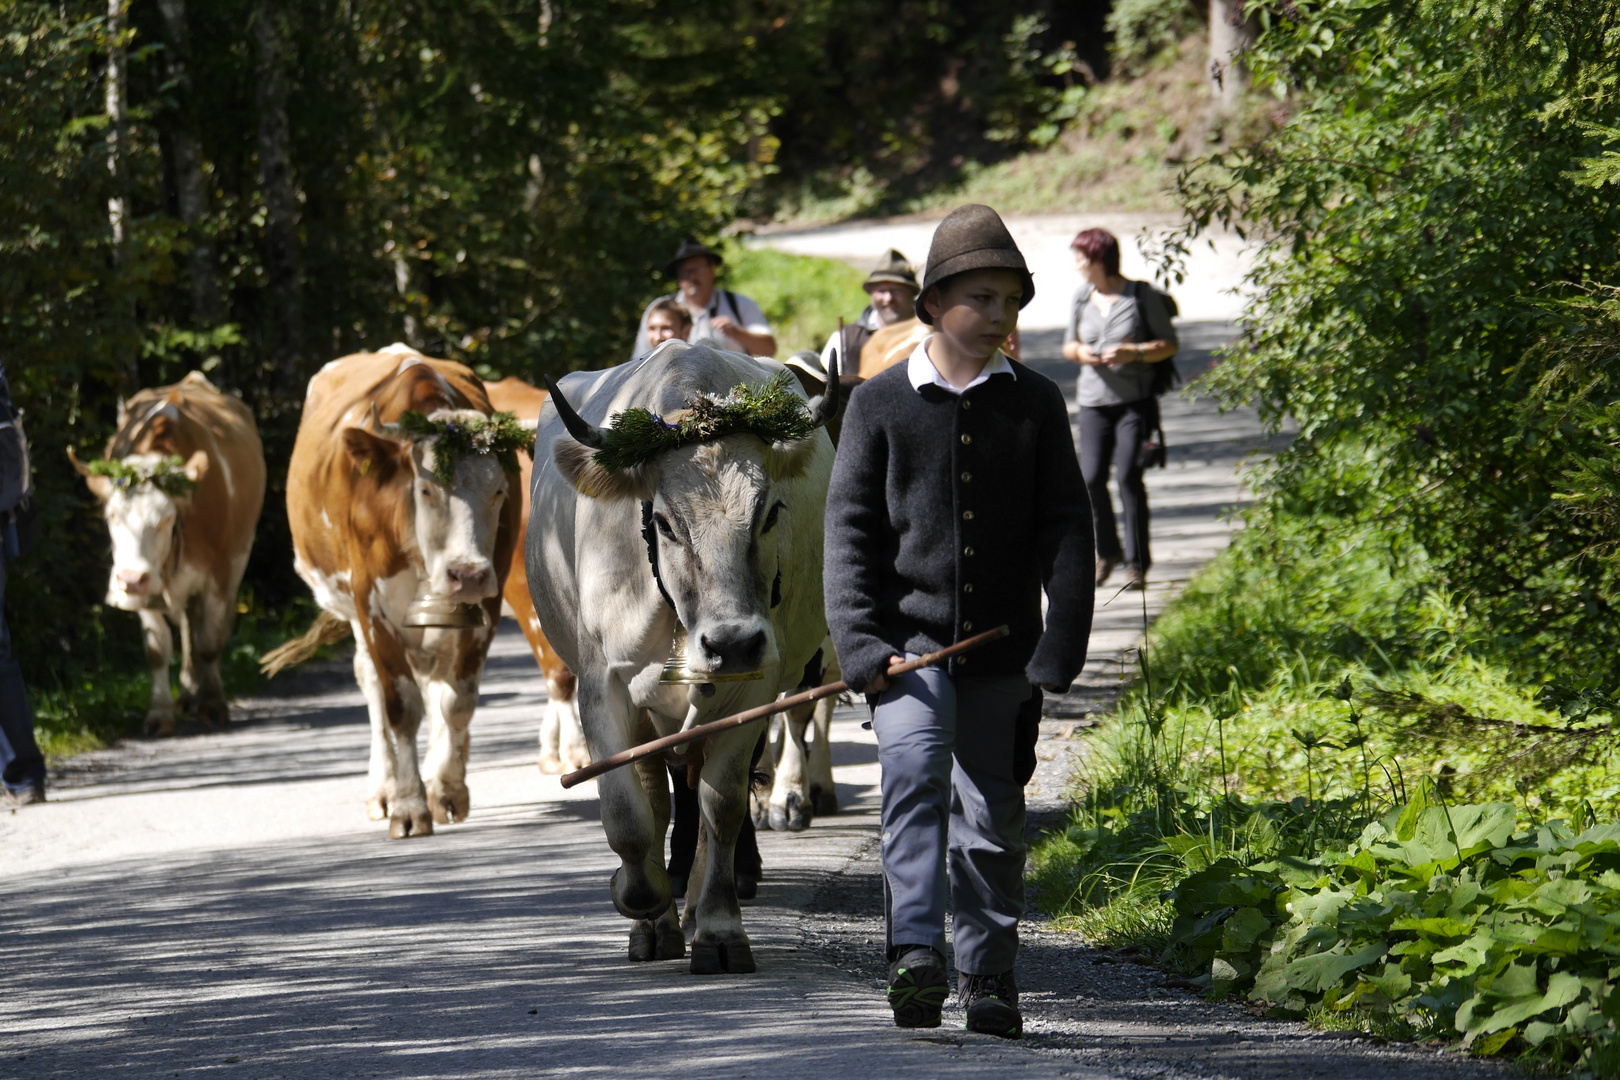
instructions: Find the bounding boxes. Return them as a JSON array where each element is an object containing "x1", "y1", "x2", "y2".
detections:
[{"x1": 559, "y1": 625, "x2": 1010, "y2": 790}]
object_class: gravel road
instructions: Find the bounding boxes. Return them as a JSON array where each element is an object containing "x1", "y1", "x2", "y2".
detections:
[{"x1": 2, "y1": 216, "x2": 1505, "y2": 1078}]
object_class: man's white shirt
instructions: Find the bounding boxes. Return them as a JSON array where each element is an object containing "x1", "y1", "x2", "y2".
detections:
[{"x1": 633, "y1": 290, "x2": 772, "y2": 359}]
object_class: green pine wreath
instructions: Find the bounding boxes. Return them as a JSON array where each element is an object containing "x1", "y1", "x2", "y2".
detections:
[
  {"x1": 397, "y1": 410, "x2": 533, "y2": 486},
  {"x1": 86, "y1": 455, "x2": 199, "y2": 497},
  {"x1": 592, "y1": 371, "x2": 816, "y2": 472}
]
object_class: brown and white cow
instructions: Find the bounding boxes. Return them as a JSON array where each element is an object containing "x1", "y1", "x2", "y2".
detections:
[
  {"x1": 482, "y1": 376, "x2": 588, "y2": 775},
  {"x1": 69, "y1": 372, "x2": 265, "y2": 735},
  {"x1": 284, "y1": 346, "x2": 521, "y2": 838}
]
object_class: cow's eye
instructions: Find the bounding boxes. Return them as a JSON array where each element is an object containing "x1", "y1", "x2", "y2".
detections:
[
  {"x1": 762, "y1": 501, "x2": 784, "y2": 534},
  {"x1": 418, "y1": 483, "x2": 434, "y2": 499},
  {"x1": 654, "y1": 513, "x2": 675, "y2": 540}
]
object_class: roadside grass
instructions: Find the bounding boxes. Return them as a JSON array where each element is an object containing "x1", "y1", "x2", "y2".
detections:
[
  {"x1": 718, "y1": 242, "x2": 868, "y2": 355},
  {"x1": 1033, "y1": 502, "x2": 1620, "y2": 1070},
  {"x1": 33, "y1": 594, "x2": 334, "y2": 760}
]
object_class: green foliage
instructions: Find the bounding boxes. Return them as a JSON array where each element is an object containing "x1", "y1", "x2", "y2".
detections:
[
  {"x1": 84, "y1": 455, "x2": 199, "y2": 499},
  {"x1": 593, "y1": 372, "x2": 816, "y2": 472},
  {"x1": 1106, "y1": 0, "x2": 1203, "y2": 74},
  {"x1": 721, "y1": 244, "x2": 868, "y2": 355},
  {"x1": 395, "y1": 410, "x2": 531, "y2": 487}
]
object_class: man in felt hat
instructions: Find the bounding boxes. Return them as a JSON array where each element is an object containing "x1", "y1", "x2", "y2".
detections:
[
  {"x1": 631, "y1": 237, "x2": 777, "y2": 359},
  {"x1": 818, "y1": 249, "x2": 918, "y2": 368},
  {"x1": 825, "y1": 205, "x2": 1093, "y2": 1038}
]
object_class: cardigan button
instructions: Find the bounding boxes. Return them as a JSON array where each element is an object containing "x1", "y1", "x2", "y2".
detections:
[
  {"x1": 963, "y1": 620, "x2": 974, "y2": 632},
  {"x1": 956, "y1": 655, "x2": 968, "y2": 666},
  {"x1": 963, "y1": 583, "x2": 974, "y2": 593},
  {"x1": 961, "y1": 399, "x2": 973, "y2": 410},
  {"x1": 960, "y1": 433, "x2": 972, "y2": 445},
  {"x1": 960, "y1": 471, "x2": 972, "y2": 483},
  {"x1": 962, "y1": 510, "x2": 974, "y2": 521},
  {"x1": 963, "y1": 545, "x2": 975, "y2": 557}
]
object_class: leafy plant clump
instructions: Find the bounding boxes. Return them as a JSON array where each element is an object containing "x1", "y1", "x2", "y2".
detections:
[
  {"x1": 396, "y1": 410, "x2": 532, "y2": 487},
  {"x1": 85, "y1": 455, "x2": 199, "y2": 498},
  {"x1": 1164, "y1": 788, "x2": 1620, "y2": 1071},
  {"x1": 592, "y1": 372, "x2": 816, "y2": 472}
]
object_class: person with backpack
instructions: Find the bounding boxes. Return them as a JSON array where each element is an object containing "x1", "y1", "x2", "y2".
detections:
[
  {"x1": 1061, "y1": 227, "x2": 1179, "y2": 591},
  {"x1": 631, "y1": 237, "x2": 777, "y2": 359},
  {"x1": 0, "y1": 362, "x2": 44, "y2": 806}
]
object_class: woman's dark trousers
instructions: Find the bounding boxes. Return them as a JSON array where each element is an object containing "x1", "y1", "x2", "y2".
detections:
[{"x1": 1078, "y1": 399, "x2": 1154, "y2": 570}]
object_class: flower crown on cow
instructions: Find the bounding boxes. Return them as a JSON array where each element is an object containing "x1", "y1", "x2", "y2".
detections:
[
  {"x1": 396, "y1": 409, "x2": 533, "y2": 486},
  {"x1": 591, "y1": 372, "x2": 816, "y2": 472},
  {"x1": 86, "y1": 455, "x2": 199, "y2": 498}
]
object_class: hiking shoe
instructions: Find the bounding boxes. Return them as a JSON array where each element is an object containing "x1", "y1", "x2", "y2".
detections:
[
  {"x1": 1123, "y1": 565, "x2": 1146, "y2": 591},
  {"x1": 887, "y1": 945, "x2": 948, "y2": 1028},
  {"x1": 3, "y1": 783, "x2": 45, "y2": 808},
  {"x1": 1095, "y1": 555, "x2": 1120, "y2": 587},
  {"x1": 960, "y1": 970, "x2": 1022, "y2": 1039}
]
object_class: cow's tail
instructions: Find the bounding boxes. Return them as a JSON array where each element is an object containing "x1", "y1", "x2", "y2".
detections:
[{"x1": 260, "y1": 610, "x2": 351, "y2": 678}]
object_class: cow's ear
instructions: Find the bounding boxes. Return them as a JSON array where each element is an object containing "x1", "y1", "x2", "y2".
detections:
[
  {"x1": 553, "y1": 439, "x2": 657, "y2": 501},
  {"x1": 181, "y1": 449, "x2": 210, "y2": 487},
  {"x1": 763, "y1": 435, "x2": 820, "y2": 482},
  {"x1": 67, "y1": 447, "x2": 112, "y2": 501},
  {"x1": 343, "y1": 426, "x2": 409, "y2": 481}
]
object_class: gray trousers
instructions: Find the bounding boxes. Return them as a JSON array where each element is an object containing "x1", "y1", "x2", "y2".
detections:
[
  {"x1": 0, "y1": 554, "x2": 42, "y2": 792},
  {"x1": 873, "y1": 664, "x2": 1031, "y2": 976}
]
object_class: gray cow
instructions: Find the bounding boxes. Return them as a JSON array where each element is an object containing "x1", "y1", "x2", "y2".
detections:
[{"x1": 528, "y1": 342, "x2": 835, "y2": 974}]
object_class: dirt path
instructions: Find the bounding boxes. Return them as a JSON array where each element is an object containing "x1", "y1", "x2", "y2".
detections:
[{"x1": 2, "y1": 218, "x2": 1503, "y2": 1078}]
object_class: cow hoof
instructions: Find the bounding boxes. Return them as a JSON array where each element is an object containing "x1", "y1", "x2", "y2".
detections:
[
  {"x1": 428, "y1": 782, "x2": 470, "y2": 825},
  {"x1": 143, "y1": 712, "x2": 177, "y2": 738},
  {"x1": 196, "y1": 698, "x2": 229, "y2": 727},
  {"x1": 811, "y1": 784, "x2": 839, "y2": 817},
  {"x1": 367, "y1": 795, "x2": 390, "y2": 821},
  {"x1": 610, "y1": 867, "x2": 671, "y2": 921},
  {"x1": 736, "y1": 874, "x2": 758, "y2": 901},
  {"x1": 769, "y1": 792, "x2": 812, "y2": 833},
  {"x1": 389, "y1": 803, "x2": 434, "y2": 839},
  {"x1": 628, "y1": 920, "x2": 686, "y2": 962},
  {"x1": 690, "y1": 937, "x2": 756, "y2": 975},
  {"x1": 538, "y1": 755, "x2": 563, "y2": 775}
]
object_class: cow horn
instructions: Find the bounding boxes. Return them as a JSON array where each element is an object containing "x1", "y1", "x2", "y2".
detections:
[
  {"x1": 544, "y1": 375, "x2": 607, "y2": 449},
  {"x1": 807, "y1": 323, "x2": 842, "y2": 429}
]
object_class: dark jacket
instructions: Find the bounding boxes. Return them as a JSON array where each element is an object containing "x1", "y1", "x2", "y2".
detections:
[{"x1": 824, "y1": 357, "x2": 1094, "y2": 693}]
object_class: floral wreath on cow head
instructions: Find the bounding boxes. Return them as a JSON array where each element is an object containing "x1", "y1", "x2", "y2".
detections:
[
  {"x1": 85, "y1": 454, "x2": 200, "y2": 498},
  {"x1": 395, "y1": 410, "x2": 533, "y2": 486},
  {"x1": 569, "y1": 371, "x2": 821, "y2": 472}
]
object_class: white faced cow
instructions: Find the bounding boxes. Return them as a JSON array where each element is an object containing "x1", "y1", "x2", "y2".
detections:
[
  {"x1": 528, "y1": 341, "x2": 836, "y2": 973},
  {"x1": 69, "y1": 372, "x2": 265, "y2": 735},
  {"x1": 282, "y1": 347, "x2": 521, "y2": 838}
]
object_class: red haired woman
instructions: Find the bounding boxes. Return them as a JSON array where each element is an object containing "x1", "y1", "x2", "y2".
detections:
[{"x1": 1061, "y1": 228, "x2": 1178, "y2": 589}]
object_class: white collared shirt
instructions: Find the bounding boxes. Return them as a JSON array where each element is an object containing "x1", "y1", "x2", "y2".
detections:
[{"x1": 906, "y1": 336, "x2": 1017, "y2": 396}]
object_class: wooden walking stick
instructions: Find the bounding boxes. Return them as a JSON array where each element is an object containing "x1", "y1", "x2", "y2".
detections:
[{"x1": 559, "y1": 625, "x2": 1010, "y2": 789}]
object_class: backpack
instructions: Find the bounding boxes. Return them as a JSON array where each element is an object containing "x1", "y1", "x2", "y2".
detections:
[{"x1": 1129, "y1": 280, "x2": 1181, "y2": 398}]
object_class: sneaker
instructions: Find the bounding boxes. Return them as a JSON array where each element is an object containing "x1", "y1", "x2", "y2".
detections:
[
  {"x1": 1123, "y1": 565, "x2": 1146, "y2": 591},
  {"x1": 1095, "y1": 555, "x2": 1121, "y2": 587},
  {"x1": 887, "y1": 945, "x2": 948, "y2": 1028},
  {"x1": 3, "y1": 783, "x2": 45, "y2": 808},
  {"x1": 960, "y1": 970, "x2": 1022, "y2": 1038}
]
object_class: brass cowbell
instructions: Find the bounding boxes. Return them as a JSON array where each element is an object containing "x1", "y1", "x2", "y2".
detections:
[{"x1": 402, "y1": 590, "x2": 487, "y2": 628}]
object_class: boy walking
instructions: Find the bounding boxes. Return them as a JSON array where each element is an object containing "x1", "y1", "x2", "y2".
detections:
[{"x1": 825, "y1": 205, "x2": 1093, "y2": 1037}]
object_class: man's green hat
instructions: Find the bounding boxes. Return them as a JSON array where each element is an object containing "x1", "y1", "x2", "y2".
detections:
[
  {"x1": 915, "y1": 205, "x2": 1034, "y2": 325},
  {"x1": 863, "y1": 249, "x2": 918, "y2": 293},
  {"x1": 664, "y1": 237, "x2": 724, "y2": 280}
]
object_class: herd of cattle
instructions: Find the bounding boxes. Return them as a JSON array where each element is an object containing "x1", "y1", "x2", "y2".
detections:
[{"x1": 71, "y1": 340, "x2": 858, "y2": 973}]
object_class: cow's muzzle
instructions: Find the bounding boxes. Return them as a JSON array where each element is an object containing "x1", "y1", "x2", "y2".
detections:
[{"x1": 697, "y1": 622, "x2": 769, "y2": 674}]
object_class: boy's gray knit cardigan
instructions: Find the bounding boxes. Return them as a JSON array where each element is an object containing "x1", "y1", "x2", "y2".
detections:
[{"x1": 824, "y1": 359, "x2": 1095, "y2": 694}]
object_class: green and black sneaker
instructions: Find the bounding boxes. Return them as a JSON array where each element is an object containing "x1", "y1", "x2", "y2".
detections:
[
  {"x1": 960, "y1": 971, "x2": 1022, "y2": 1039},
  {"x1": 887, "y1": 945, "x2": 949, "y2": 1028}
]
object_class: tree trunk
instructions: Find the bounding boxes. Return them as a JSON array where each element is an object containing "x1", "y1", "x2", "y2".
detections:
[
  {"x1": 253, "y1": 0, "x2": 303, "y2": 390},
  {"x1": 105, "y1": 0, "x2": 137, "y2": 391},
  {"x1": 156, "y1": 0, "x2": 222, "y2": 327},
  {"x1": 1208, "y1": 0, "x2": 1258, "y2": 114}
]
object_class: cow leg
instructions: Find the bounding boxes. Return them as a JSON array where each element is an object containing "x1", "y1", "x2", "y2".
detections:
[
  {"x1": 769, "y1": 700, "x2": 815, "y2": 832},
  {"x1": 584, "y1": 674, "x2": 671, "y2": 921},
  {"x1": 537, "y1": 696, "x2": 562, "y2": 774},
  {"x1": 140, "y1": 609, "x2": 178, "y2": 736},
  {"x1": 628, "y1": 758, "x2": 683, "y2": 961},
  {"x1": 181, "y1": 588, "x2": 232, "y2": 727},
  {"x1": 354, "y1": 639, "x2": 431, "y2": 837},
  {"x1": 354, "y1": 643, "x2": 397, "y2": 820},
  {"x1": 809, "y1": 650, "x2": 841, "y2": 816},
  {"x1": 423, "y1": 673, "x2": 477, "y2": 825},
  {"x1": 556, "y1": 688, "x2": 589, "y2": 771},
  {"x1": 688, "y1": 727, "x2": 756, "y2": 974}
]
